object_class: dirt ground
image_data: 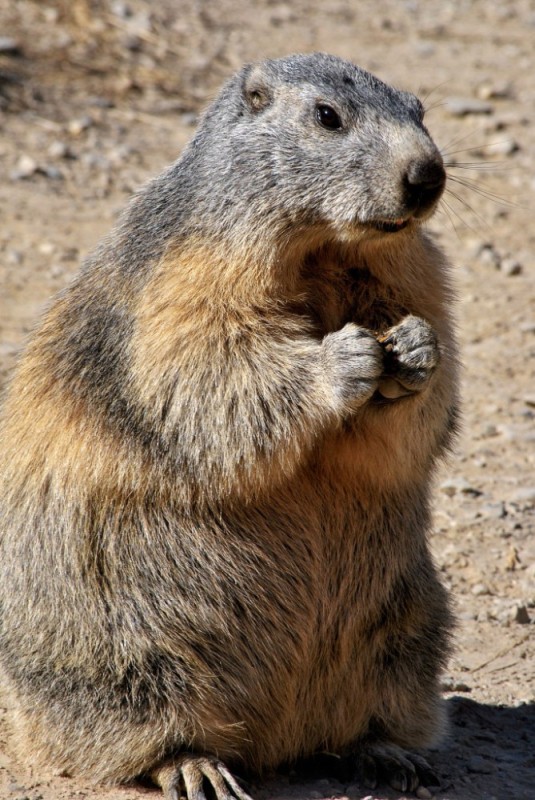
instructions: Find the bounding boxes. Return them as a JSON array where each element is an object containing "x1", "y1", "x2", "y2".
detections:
[{"x1": 0, "y1": 1, "x2": 533, "y2": 799}]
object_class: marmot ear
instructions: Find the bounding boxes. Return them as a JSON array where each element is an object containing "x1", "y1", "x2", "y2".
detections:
[{"x1": 243, "y1": 66, "x2": 272, "y2": 112}]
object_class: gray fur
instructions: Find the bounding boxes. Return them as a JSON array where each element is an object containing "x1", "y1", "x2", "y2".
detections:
[{"x1": 0, "y1": 53, "x2": 459, "y2": 797}]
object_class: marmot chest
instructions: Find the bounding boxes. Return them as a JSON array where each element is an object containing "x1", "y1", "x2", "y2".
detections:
[{"x1": 303, "y1": 263, "x2": 410, "y2": 336}]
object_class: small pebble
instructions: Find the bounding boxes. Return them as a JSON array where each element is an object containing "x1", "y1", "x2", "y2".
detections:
[
  {"x1": 495, "y1": 604, "x2": 517, "y2": 624},
  {"x1": 439, "y1": 477, "x2": 480, "y2": 497},
  {"x1": 270, "y1": 5, "x2": 297, "y2": 26},
  {"x1": 499, "y1": 425, "x2": 535, "y2": 443},
  {"x1": 484, "y1": 139, "x2": 520, "y2": 157},
  {"x1": 38, "y1": 241, "x2": 55, "y2": 256},
  {"x1": 122, "y1": 33, "x2": 143, "y2": 51},
  {"x1": 478, "y1": 81, "x2": 514, "y2": 100},
  {"x1": 6, "y1": 249, "x2": 23, "y2": 265},
  {"x1": 509, "y1": 487, "x2": 535, "y2": 504},
  {"x1": 416, "y1": 786, "x2": 433, "y2": 799},
  {"x1": 108, "y1": 144, "x2": 134, "y2": 165},
  {"x1": 445, "y1": 97, "x2": 494, "y2": 116},
  {"x1": 111, "y1": 0, "x2": 132, "y2": 18},
  {"x1": 10, "y1": 154, "x2": 38, "y2": 179},
  {"x1": 441, "y1": 677, "x2": 472, "y2": 692},
  {"x1": 48, "y1": 140, "x2": 71, "y2": 159},
  {"x1": 467, "y1": 755, "x2": 494, "y2": 774},
  {"x1": 415, "y1": 41, "x2": 436, "y2": 57},
  {"x1": 82, "y1": 152, "x2": 111, "y2": 170},
  {"x1": 43, "y1": 165, "x2": 64, "y2": 180},
  {"x1": 479, "y1": 502, "x2": 506, "y2": 520},
  {"x1": 181, "y1": 112, "x2": 198, "y2": 126},
  {"x1": 61, "y1": 247, "x2": 79, "y2": 263},
  {"x1": 504, "y1": 546, "x2": 520, "y2": 571},
  {"x1": 514, "y1": 605, "x2": 531, "y2": 624},
  {"x1": 49, "y1": 265, "x2": 65, "y2": 279},
  {"x1": 68, "y1": 116, "x2": 93, "y2": 136},
  {"x1": 87, "y1": 95, "x2": 115, "y2": 108},
  {"x1": 0, "y1": 36, "x2": 21, "y2": 54},
  {"x1": 129, "y1": 10, "x2": 152, "y2": 35},
  {"x1": 501, "y1": 257, "x2": 523, "y2": 276},
  {"x1": 458, "y1": 610, "x2": 477, "y2": 621},
  {"x1": 472, "y1": 583, "x2": 491, "y2": 597},
  {"x1": 476, "y1": 243, "x2": 501, "y2": 268}
]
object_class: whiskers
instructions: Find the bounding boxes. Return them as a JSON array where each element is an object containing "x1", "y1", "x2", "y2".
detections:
[
  {"x1": 436, "y1": 138, "x2": 518, "y2": 235},
  {"x1": 416, "y1": 82, "x2": 518, "y2": 235}
]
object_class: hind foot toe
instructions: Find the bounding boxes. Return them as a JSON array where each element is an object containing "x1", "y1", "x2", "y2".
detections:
[
  {"x1": 358, "y1": 743, "x2": 439, "y2": 795},
  {"x1": 153, "y1": 754, "x2": 254, "y2": 800}
]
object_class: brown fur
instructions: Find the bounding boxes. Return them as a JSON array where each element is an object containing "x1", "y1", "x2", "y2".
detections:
[{"x1": 0, "y1": 54, "x2": 458, "y2": 795}]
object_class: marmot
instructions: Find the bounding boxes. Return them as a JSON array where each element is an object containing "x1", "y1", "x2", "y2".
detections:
[{"x1": 0, "y1": 53, "x2": 459, "y2": 798}]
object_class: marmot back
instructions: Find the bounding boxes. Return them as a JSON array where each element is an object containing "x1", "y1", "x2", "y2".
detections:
[{"x1": 0, "y1": 53, "x2": 459, "y2": 799}]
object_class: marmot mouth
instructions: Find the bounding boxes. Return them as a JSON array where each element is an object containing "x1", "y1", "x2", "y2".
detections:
[{"x1": 370, "y1": 218, "x2": 410, "y2": 234}]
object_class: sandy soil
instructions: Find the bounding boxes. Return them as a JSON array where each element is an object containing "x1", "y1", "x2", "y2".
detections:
[{"x1": 0, "y1": 1, "x2": 533, "y2": 799}]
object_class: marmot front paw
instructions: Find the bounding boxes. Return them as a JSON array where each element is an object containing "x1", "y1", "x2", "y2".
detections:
[
  {"x1": 377, "y1": 315, "x2": 440, "y2": 399},
  {"x1": 323, "y1": 323, "x2": 384, "y2": 410}
]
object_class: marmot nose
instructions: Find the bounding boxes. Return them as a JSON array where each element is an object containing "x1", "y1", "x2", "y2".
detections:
[{"x1": 403, "y1": 157, "x2": 446, "y2": 213}]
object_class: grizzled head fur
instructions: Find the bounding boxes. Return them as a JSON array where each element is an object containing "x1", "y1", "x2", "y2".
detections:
[
  {"x1": 188, "y1": 52, "x2": 445, "y2": 242},
  {"x1": 109, "y1": 53, "x2": 446, "y2": 287}
]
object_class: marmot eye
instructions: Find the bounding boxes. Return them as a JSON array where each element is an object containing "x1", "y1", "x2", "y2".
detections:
[{"x1": 316, "y1": 105, "x2": 342, "y2": 130}]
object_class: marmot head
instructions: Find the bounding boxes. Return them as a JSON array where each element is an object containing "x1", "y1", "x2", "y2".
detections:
[{"x1": 197, "y1": 52, "x2": 445, "y2": 243}]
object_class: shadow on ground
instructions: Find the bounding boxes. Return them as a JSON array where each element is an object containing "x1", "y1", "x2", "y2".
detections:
[{"x1": 249, "y1": 697, "x2": 535, "y2": 800}]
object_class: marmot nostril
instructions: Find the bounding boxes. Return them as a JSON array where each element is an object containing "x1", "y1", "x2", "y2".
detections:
[
  {"x1": 406, "y1": 157, "x2": 446, "y2": 190},
  {"x1": 403, "y1": 157, "x2": 446, "y2": 211}
]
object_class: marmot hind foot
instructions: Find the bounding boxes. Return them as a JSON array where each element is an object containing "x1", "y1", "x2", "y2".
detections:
[
  {"x1": 358, "y1": 743, "x2": 439, "y2": 795},
  {"x1": 153, "y1": 755, "x2": 254, "y2": 800}
]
